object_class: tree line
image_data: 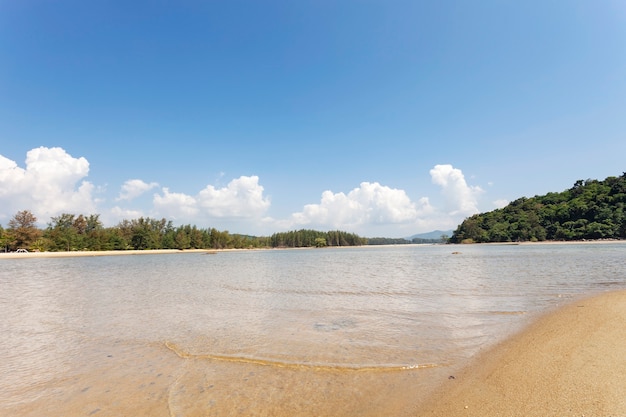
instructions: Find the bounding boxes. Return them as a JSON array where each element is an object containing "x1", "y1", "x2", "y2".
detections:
[
  {"x1": 367, "y1": 236, "x2": 448, "y2": 245},
  {"x1": 0, "y1": 211, "x2": 366, "y2": 252},
  {"x1": 269, "y1": 229, "x2": 367, "y2": 247},
  {"x1": 450, "y1": 173, "x2": 626, "y2": 243}
]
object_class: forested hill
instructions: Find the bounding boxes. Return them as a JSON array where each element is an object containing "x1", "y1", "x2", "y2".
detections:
[{"x1": 450, "y1": 173, "x2": 626, "y2": 243}]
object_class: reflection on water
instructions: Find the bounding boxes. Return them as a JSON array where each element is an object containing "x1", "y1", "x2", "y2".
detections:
[{"x1": 1, "y1": 243, "x2": 625, "y2": 416}]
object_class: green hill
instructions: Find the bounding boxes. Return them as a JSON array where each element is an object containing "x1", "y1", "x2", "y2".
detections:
[{"x1": 450, "y1": 173, "x2": 626, "y2": 243}]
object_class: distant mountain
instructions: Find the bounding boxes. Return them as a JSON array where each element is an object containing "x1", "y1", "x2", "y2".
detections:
[{"x1": 407, "y1": 230, "x2": 453, "y2": 240}]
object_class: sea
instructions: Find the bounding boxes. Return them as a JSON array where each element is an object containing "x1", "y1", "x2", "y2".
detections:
[{"x1": 1, "y1": 242, "x2": 625, "y2": 416}]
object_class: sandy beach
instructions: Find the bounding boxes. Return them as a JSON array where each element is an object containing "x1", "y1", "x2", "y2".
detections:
[
  {"x1": 0, "y1": 248, "x2": 218, "y2": 259},
  {"x1": 413, "y1": 290, "x2": 626, "y2": 417},
  {"x1": 2, "y1": 246, "x2": 625, "y2": 416},
  {"x1": 1, "y1": 240, "x2": 624, "y2": 260}
]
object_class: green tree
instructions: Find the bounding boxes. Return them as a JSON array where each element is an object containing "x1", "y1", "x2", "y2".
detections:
[
  {"x1": 129, "y1": 218, "x2": 152, "y2": 250},
  {"x1": 210, "y1": 228, "x2": 230, "y2": 249},
  {"x1": 174, "y1": 229, "x2": 191, "y2": 249},
  {"x1": 46, "y1": 213, "x2": 77, "y2": 251},
  {"x1": 8, "y1": 210, "x2": 41, "y2": 250},
  {"x1": 0, "y1": 225, "x2": 10, "y2": 252},
  {"x1": 451, "y1": 173, "x2": 626, "y2": 242},
  {"x1": 84, "y1": 214, "x2": 105, "y2": 250}
]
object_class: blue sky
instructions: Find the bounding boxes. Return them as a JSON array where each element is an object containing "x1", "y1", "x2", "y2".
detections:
[{"x1": 1, "y1": 1, "x2": 625, "y2": 237}]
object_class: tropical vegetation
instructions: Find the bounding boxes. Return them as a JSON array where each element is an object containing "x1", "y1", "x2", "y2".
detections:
[
  {"x1": 0, "y1": 210, "x2": 367, "y2": 252},
  {"x1": 450, "y1": 173, "x2": 626, "y2": 243}
]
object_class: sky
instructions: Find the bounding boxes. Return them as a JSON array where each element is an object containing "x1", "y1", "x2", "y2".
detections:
[{"x1": 1, "y1": 1, "x2": 625, "y2": 238}]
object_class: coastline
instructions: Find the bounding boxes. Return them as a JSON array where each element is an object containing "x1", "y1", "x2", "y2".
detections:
[
  {"x1": 2, "y1": 239, "x2": 625, "y2": 260},
  {"x1": 517, "y1": 239, "x2": 625, "y2": 246},
  {"x1": 0, "y1": 248, "x2": 218, "y2": 259},
  {"x1": 413, "y1": 289, "x2": 626, "y2": 416}
]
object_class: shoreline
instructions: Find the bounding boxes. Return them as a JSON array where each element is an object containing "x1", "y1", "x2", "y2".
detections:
[
  {"x1": 2, "y1": 239, "x2": 625, "y2": 259},
  {"x1": 0, "y1": 248, "x2": 220, "y2": 259},
  {"x1": 413, "y1": 289, "x2": 626, "y2": 416}
]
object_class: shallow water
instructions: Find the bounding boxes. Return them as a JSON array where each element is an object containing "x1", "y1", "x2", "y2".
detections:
[{"x1": 1, "y1": 243, "x2": 625, "y2": 416}]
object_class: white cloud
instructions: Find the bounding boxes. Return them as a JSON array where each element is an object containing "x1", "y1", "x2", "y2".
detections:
[
  {"x1": 281, "y1": 165, "x2": 486, "y2": 237},
  {"x1": 153, "y1": 187, "x2": 199, "y2": 220},
  {"x1": 117, "y1": 179, "x2": 159, "y2": 201},
  {"x1": 1, "y1": 148, "x2": 488, "y2": 237},
  {"x1": 197, "y1": 175, "x2": 270, "y2": 217},
  {"x1": 493, "y1": 199, "x2": 509, "y2": 209},
  {"x1": 0, "y1": 147, "x2": 96, "y2": 223},
  {"x1": 148, "y1": 175, "x2": 271, "y2": 223},
  {"x1": 430, "y1": 164, "x2": 483, "y2": 216},
  {"x1": 287, "y1": 182, "x2": 433, "y2": 230},
  {"x1": 109, "y1": 206, "x2": 146, "y2": 222}
]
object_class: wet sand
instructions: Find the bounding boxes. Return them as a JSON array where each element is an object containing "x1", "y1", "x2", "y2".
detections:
[
  {"x1": 4, "y1": 291, "x2": 625, "y2": 417},
  {"x1": 414, "y1": 290, "x2": 626, "y2": 416},
  {"x1": 2, "y1": 246, "x2": 625, "y2": 416}
]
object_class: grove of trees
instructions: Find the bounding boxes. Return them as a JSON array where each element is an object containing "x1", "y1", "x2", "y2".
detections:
[
  {"x1": 450, "y1": 173, "x2": 626, "y2": 243},
  {"x1": 269, "y1": 229, "x2": 367, "y2": 247},
  {"x1": 0, "y1": 211, "x2": 366, "y2": 252},
  {"x1": 367, "y1": 236, "x2": 448, "y2": 245}
]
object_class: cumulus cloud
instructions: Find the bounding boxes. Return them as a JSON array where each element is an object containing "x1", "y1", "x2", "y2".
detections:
[
  {"x1": 110, "y1": 206, "x2": 146, "y2": 221},
  {"x1": 117, "y1": 179, "x2": 159, "y2": 201},
  {"x1": 153, "y1": 188, "x2": 200, "y2": 219},
  {"x1": 197, "y1": 175, "x2": 270, "y2": 217},
  {"x1": 493, "y1": 199, "x2": 509, "y2": 209},
  {"x1": 281, "y1": 165, "x2": 486, "y2": 236},
  {"x1": 287, "y1": 182, "x2": 433, "y2": 230},
  {"x1": 430, "y1": 164, "x2": 483, "y2": 216},
  {"x1": 0, "y1": 147, "x2": 96, "y2": 222},
  {"x1": 151, "y1": 175, "x2": 270, "y2": 222},
  {"x1": 1, "y1": 148, "x2": 489, "y2": 237}
]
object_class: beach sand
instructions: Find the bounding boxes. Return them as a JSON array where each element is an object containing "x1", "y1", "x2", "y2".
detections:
[
  {"x1": 413, "y1": 290, "x2": 626, "y2": 417},
  {"x1": 2, "y1": 246, "x2": 625, "y2": 416},
  {"x1": 0, "y1": 248, "x2": 217, "y2": 259}
]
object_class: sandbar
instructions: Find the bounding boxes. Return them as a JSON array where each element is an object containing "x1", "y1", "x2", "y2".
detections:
[
  {"x1": 413, "y1": 290, "x2": 626, "y2": 416},
  {"x1": 0, "y1": 248, "x2": 220, "y2": 259}
]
